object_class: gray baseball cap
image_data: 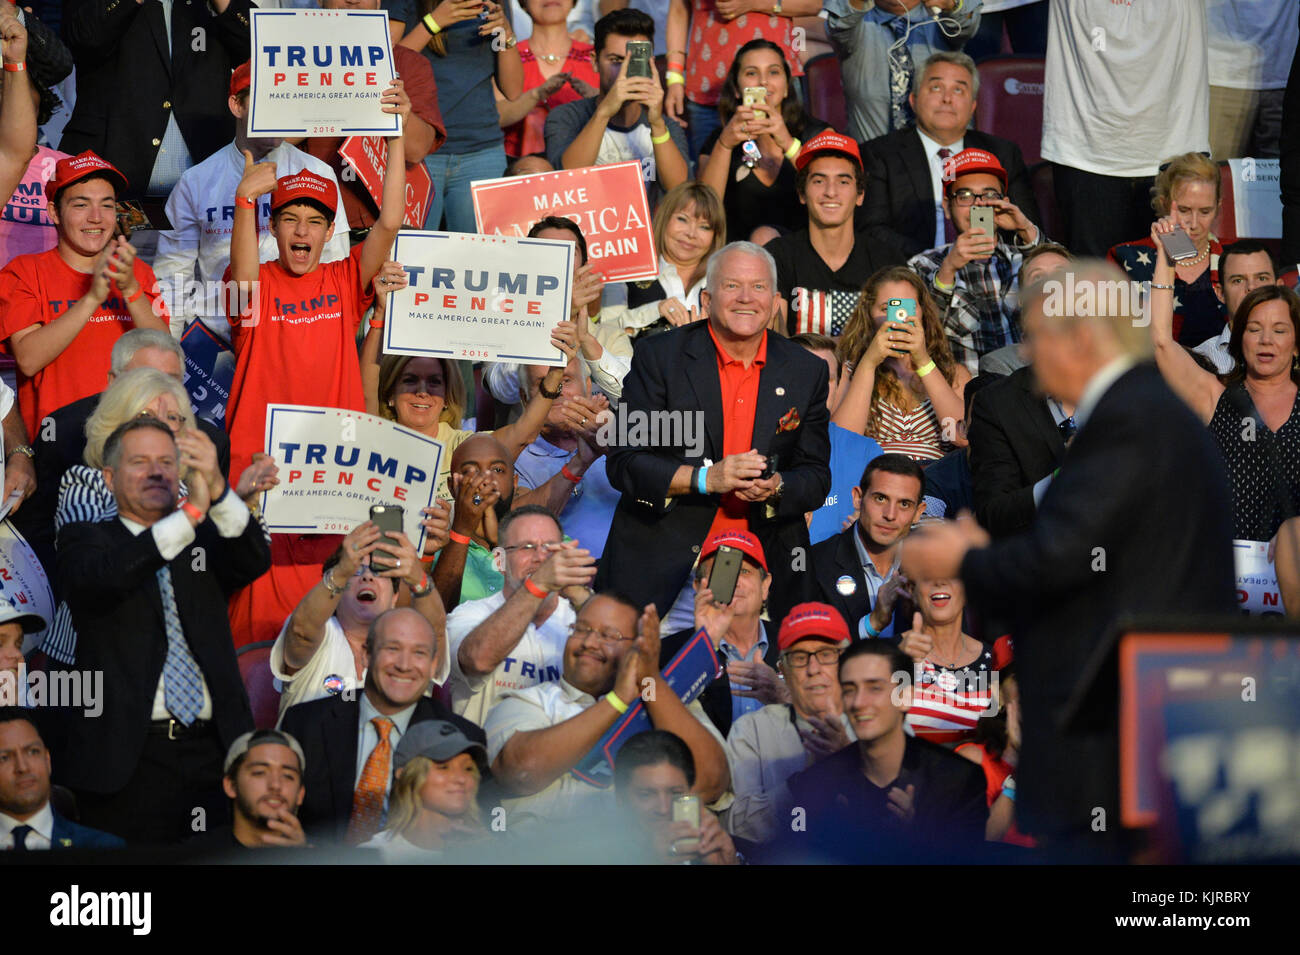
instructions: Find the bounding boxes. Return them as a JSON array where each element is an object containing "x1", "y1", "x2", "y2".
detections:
[
  {"x1": 394, "y1": 720, "x2": 488, "y2": 772},
  {"x1": 224, "y1": 729, "x2": 307, "y2": 775}
]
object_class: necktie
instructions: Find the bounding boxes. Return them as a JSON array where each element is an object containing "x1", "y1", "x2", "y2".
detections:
[
  {"x1": 347, "y1": 717, "x2": 394, "y2": 845},
  {"x1": 1059, "y1": 416, "x2": 1077, "y2": 443},
  {"x1": 11, "y1": 825, "x2": 32, "y2": 851},
  {"x1": 887, "y1": 16, "x2": 916, "y2": 132},
  {"x1": 937, "y1": 148, "x2": 957, "y2": 245},
  {"x1": 156, "y1": 565, "x2": 204, "y2": 725}
]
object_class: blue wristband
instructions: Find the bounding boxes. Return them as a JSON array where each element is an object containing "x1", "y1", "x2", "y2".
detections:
[
  {"x1": 696, "y1": 465, "x2": 709, "y2": 495},
  {"x1": 863, "y1": 617, "x2": 880, "y2": 638}
]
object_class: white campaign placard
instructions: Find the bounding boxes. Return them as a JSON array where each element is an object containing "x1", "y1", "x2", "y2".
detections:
[
  {"x1": 1228, "y1": 159, "x2": 1282, "y2": 240},
  {"x1": 0, "y1": 519, "x2": 54, "y2": 655},
  {"x1": 261, "y1": 405, "x2": 443, "y2": 549},
  {"x1": 248, "y1": 9, "x2": 399, "y2": 137},
  {"x1": 383, "y1": 231, "x2": 573, "y2": 366},
  {"x1": 1233, "y1": 539, "x2": 1284, "y2": 615}
]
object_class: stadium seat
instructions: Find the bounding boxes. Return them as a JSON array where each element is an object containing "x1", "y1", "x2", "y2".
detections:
[
  {"x1": 973, "y1": 56, "x2": 1045, "y2": 167},
  {"x1": 803, "y1": 53, "x2": 848, "y2": 135},
  {"x1": 1028, "y1": 162, "x2": 1062, "y2": 242},
  {"x1": 1217, "y1": 160, "x2": 1239, "y2": 244},
  {"x1": 237, "y1": 640, "x2": 281, "y2": 730}
]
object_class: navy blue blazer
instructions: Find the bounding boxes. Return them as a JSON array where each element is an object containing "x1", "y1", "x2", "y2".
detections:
[{"x1": 48, "y1": 808, "x2": 126, "y2": 849}]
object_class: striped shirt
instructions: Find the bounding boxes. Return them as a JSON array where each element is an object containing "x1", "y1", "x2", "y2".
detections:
[
  {"x1": 905, "y1": 646, "x2": 996, "y2": 746},
  {"x1": 869, "y1": 397, "x2": 947, "y2": 461}
]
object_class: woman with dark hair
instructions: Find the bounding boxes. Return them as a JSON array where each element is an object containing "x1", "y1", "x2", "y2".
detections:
[
  {"x1": 1149, "y1": 215, "x2": 1300, "y2": 551},
  {"x1": 698, "y1": 40, "x2": 829, "y2": 243},
  {"x1": 834, "y1": 266, "x2": 970, "y2": 460}
]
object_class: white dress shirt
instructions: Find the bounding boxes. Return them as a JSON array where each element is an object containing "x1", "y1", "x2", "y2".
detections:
[
  {"x1": 916, "y1": 128, "x2": 963, "y2": 250},
  {"x1": 0, "y1": 803, "x2": 53, "y2": 850}
]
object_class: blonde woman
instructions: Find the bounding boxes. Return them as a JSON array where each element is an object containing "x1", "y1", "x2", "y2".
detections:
[
  {"x1": 1109, "y1": 151, "x2": 1225, "y2": 347},
  {"x1": 362, "y1": 720, "x2": 489, "y2": 859},
  {"x1": 835, "y1": 266, "x2": 970, "y2": 461}
]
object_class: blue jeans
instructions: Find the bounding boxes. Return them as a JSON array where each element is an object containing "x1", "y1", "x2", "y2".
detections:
[
  {"x1": 422, "y1": 143, "x2": 507, "y2": 233},
  {"x1": 684, "y1": 98, "x2": 722, "y2": 164}
]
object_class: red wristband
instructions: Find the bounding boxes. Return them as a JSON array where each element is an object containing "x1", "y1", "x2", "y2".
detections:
[
  {"x1": 179, "y1": 498, "x2": 204, "y2": 523},
  {"x1": 561, "y1": 463, "x2": 582, "y2": 483},
  {"x1": 522, "y1": 576, "x2": 548, "y2": 599},
  {"x1": 667, "y1": 61, "x2": 685, "y2": 72},
  {"x1": 235, "y1": 195, "x2": 256, "y2": 210},
  {"x1": 448, "y1": 530, "x2": 471, "y2": 545},
  {"x1": 3, "y1": 62, "x2": 25, "y2": 73},
  {"x1": 368, "y1": 318, "x2": 385, "y2": 329},
  {"x1": 125, "y1": 286, "x2": 144, "y2": 303}
]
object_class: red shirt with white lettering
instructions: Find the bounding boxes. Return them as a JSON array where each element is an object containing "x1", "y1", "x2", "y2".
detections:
[
  {"x1": 225, "y1": 243, "x2": 371, "y2": 478},
  {"x1": 0, "y1": 247, "x2": 168, "y2": 436}
]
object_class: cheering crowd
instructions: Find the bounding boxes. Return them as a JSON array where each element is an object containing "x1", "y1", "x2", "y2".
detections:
[{"x1": 0, "y1": 0, "x2": 1297, "y2": 864}]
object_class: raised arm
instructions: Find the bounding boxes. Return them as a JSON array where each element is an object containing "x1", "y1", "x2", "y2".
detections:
[
  {"x1": 281, "y1": 522, "x2": 382, "y2": 673},
  {"x1": 0, "y1": 8, "x2": 35, "y2": 209},
  {"x1": 1148, "y1": 217, "x2": 1222, "y2": 424},
  {"x1": 231, "y1": 151, "x2": 278, "y2": 286},
  {"x1": 358, "y1": 83, "x2": 410, "y2": 289}
]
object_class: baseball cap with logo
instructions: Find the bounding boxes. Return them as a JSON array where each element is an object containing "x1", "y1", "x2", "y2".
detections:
[
  {"x1": 698, "y1": 529, "x2": 768, "y2": 573},
  {"x1": 223, "y1": 729, "x2": 307, "y2": 776},
  {"x1": 230, "y1": 62, "x2": 251, "y2": 98},
  {"x1": 0, "y1": 595, "x2": 46, "y2": 635},
  {"x1": 270, "y1": 170, "x2": 338, "y2": 218},
  {"x1": 777, "y1": 601, "x2": 850, "y2": 652},
  {"x1": 794, "y1": 129, "x2": 863, "y2": 172},
  {"x1": 394, "y1": 720, "x2": 489, "y2": 773},
  {"x1": 943, "y1": 147, "x2": 1008, "y2": 196},
  {"x1": 44, "y1": 150, "x2": 129, "y2": 204}
]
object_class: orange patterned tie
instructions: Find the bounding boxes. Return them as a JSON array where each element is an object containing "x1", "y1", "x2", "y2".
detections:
[{"x1": 346, "y1": 717, "x2": 394, "y2": 845}]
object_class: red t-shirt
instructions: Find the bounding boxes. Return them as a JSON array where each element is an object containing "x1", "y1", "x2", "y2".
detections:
[
  {"x1": 225, "y1": 244, "x2": 371, "y2": 478},
  {"x1": 687, "y1": 4, "x2": 804, "y2": 106},
  {"x1": 504, "y1": 41, "x2": 599, "y2": 158},
  {"x1": 0, "y1": 247, "x2": 168, "y2": 437},
  {"x1": 707, "y1": 323, "x2": 766, "y2": 537}
]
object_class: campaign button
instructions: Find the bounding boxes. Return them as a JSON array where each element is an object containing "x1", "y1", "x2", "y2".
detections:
[{"x1": 835, "y1": 574, "x2": 856, "y2": 595}]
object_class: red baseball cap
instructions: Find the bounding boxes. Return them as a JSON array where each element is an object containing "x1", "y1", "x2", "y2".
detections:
[
  {"x1": 777, "y1": 602, "x2": 851, "y2": 652},
  {"x1": 943, "y1": 147, "x2": 1008, "y2": 196},
  {"x1": 45, "y1": 150, "x2": 129, "y2": 204},
  {"x1": 794, "y1": 129, "x2": 862, "y2": 172},
  {"x1": 270, "y1": 170, "x2": 338, "y2": 216},
  {"x1": 698, "y1": 529, "x2": 767, "y2": 573},
  {"x1": 230, "y1": 62, "x2": 251, "y2": 98}
]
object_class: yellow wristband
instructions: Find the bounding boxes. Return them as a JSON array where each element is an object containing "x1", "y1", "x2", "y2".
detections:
[
  {"x1": 784, "y1": 137, "x2": 802, "y2": 161},
  {"x1": 665, "y1": 71, "x2": 685, "y2": 86},
  {"x1": 916, "y1": 360, "x2": 937, "y2": 377},
  {"x1": 605, "y1": 691, "x2": 629, "y2": 714},
  {"x1": 651, "y1": 129, "x2": 672, "y2": 145},
  {"x1": 932, "y1": 276, "x2": 954, "y2": 293},
  {"x1": 422, "y1": 13, "x2": 441, "y2": 34}
]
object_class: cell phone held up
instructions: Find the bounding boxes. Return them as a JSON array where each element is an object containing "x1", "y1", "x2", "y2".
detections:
[
  {"x1": 886, "y1": 298, "x2": 917, "y2": 354},
  {"x1": 672, "y1": 794, "x2": 701, "y2": 855},
  {"x1": 741, "y1": 85, "x2": 768, "y2": 119},
  {"x1": 626, "y1": 40, "x2": 653, "y2": 79},
  {"x1": 369, "y1": 504, "x2": 405, "y2": 574},
  {"x1": 968, "y1": 204, "x2": 996, "y2": 240},
  {"x1": 1157, "y1": 226, "x2": 1199, "y2": 262},
  {"x1": 708, "y1": 544, "x2": 744, "y2": 606}
]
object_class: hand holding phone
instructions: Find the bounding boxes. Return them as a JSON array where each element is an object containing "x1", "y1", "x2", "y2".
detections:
[
  {"x1": 707, "y1": 544, "x2": 744, "y2": 605},
  {"x1": 369, "y1": 504, "x2": 405, "y2": 573}
]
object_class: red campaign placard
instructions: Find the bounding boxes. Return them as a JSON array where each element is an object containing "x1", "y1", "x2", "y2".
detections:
[
  {"x1": 338, "y1": 136, "x2": 434, "y2": 229},
  {"x1": 470, "y1": 161, "x2": 658, "y2": 283}
]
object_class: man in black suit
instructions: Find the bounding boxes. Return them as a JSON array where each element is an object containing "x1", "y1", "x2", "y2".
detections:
[
  {"x1": 279, "y1": 607, "x2": 483, "y2": 846},
  {"x1": 597, "y1": 241, "x2": 831, "y2": 633},
  {"x1": 967, "y1": 364, "x2": 1069, "y2": 537},
  {"x1": 810, "y1": 454, "x2": 925, "y2": 641},
  {"x1": 14, "y1": 328, "x2": 230, "y2": 581},
  {"x1": 858, "y1": 52, "x2": 1040, "y2": 260},
  {"x1": 56, "y1": 416, "x2": 269, "y2": 845},
  {"x1": 902, "y1": 260, "x2": 1237, "y2": 855},
  {"x1": 0, "y1": 708, "x2": 124, "y2": 850},
  {"x1": 59, "y1": 0, "x2": 252, "y2": 203}
]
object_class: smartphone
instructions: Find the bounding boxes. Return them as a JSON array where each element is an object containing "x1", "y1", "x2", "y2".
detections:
[
  {"x1": 707, "y1": 544, "x2": 744, "y2": 605},
  {"x1": 886, "y1": 297, "x2": 917, "y2": 325},
  {"x1": 369, "y1": 504, "x2": 405, "y2": 574},
  {"x1": 969, "y1": 204, "x2": 996, "y2": 238},
  {"x1": 671, "y1": 794, "x2": 701, "y2": 855},
  {"x1": 1157, "y1": 226, "x2": 1199, "y2": 261},
  {"x1": 759, "y1": 451, "x2": 779, "y2": 481},
  {"x1": 626, "y1": 40, "x2": 653, "y2": 79},
  {"x1": 742, "y1": 85, "x2": 768, "y2": 119}
]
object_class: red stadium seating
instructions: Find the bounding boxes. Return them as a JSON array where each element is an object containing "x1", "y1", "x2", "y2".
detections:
[
  {"x1": 237, "y1": 640, "x2": 281, "y2": 730},
  {"x1": 1217, "y1": 160, "x2": 1239, "y2": 244},
  {"x1": 973, "y1": 56, "x2": 1045, "y2": 167},
  {"x1": 803, "y1": 53, "x2": 848, "y2": 135}
]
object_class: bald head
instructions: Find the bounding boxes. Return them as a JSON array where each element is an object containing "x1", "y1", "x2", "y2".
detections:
[{"x1": 449, "y1": 433, "x2": 515, "y2": 519}]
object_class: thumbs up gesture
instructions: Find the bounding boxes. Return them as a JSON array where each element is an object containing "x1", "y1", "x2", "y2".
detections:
[
  {"x1": 897, "y1": 612, "x2": 932, "y2": 662},
  {"x1": 236, "y1": 149, "x2": 279, "y2": 205}
]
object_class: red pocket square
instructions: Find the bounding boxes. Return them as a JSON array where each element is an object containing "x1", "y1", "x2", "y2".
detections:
[{"x1": 777, "y1": 407, "x2": 800, "y2": 432}]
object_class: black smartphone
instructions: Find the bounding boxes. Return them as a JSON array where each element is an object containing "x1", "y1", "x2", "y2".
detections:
[
  {"x1": 1157, "y1": 226, "x2": 1199, "y2": 261},
  {"x1": 759, "y1": 452, "x2": 779, "y2": 481},
  {"x1": 369, "y1": 504, "x2": 405, "y2": 574},
  {"x1": 708, "y1": 544, "x2": 744, "y2": 605},
  {"x1": 626, "y1": 40, "x2": 653, "y2": 78}
]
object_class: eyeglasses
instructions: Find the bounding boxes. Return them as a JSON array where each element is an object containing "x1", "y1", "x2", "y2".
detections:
[
  {"x1": 569, "y1": 622, "x2": 632, "y2": 644},
  {"x1": 501, "y1": 541, "x2": 562, "y2": 554},
  {"x1": 782, "y1": 647, "x2": 842, "y2": 669},
  {"x1": 950, "y1": 189, "x2": 1004, "y2": 206},
  {"x1": 138, "y1": 409, "x2": 186, "y2": 429}
]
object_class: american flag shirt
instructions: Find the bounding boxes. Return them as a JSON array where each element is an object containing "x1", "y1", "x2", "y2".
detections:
[
  {"x1": 908, "y1": 232, "x2": 1044, "y2": 375},
  {"x1": 790, "y1": 286, "x2": 861, "y2": 337}
]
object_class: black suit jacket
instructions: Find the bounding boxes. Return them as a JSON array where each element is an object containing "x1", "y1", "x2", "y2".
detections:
[
  {"x1": 810, "y1": 524, "x2": 909, "y2": 638},
  {"x1": 596, "y1": 322, "x2": 831, "y2": 628},
  {"x1": 967, "y1": 365, "x2": 1066, "y2": 537},
  {"x1": 858, "y1": 127, "x2": 1040, "y2": 259},
  {"x1": 279, "y1": 693, "x2": 485, "y2": 844},
  {"x1": 658, "y1": 626, "x2": 779, "y2": 738},
  {"x1": 55, "y1": 505, "x2": 270, "y2": 793},
  {"x1": 960, "y1": 363, "x2": 1236, "y2": 840},
  {"x1": 60, "y1": 0, "x2": 252, "y2": 196},
  {"x1": 14, "y1": 391, "x2": 231, "y2": 584}
]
